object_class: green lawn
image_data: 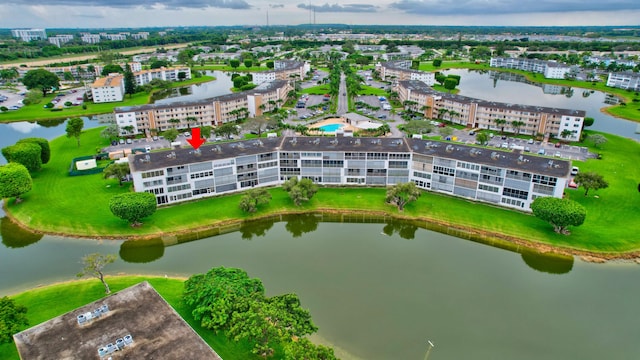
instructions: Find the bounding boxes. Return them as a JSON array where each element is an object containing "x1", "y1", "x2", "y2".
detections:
[
  {"x1": 193, "y1": 64, "x2": 270, "y2": 72},
  {"x1": 4, "y1": 127, "x2": 640, "y2": 253},
  {"x1": 0, "y1": 277, "x2": 258, "y2": 360},
  {"x1": 0, "y1": 76, "x2": 214, "y2": 123},
  {"x1": 300, "y1": 85, "x2": 332, "y2": 95}
]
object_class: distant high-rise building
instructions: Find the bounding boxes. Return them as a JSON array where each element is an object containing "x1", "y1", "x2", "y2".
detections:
[{"x1": 11, "y1": 28, "x2": 47, "y2": 42}]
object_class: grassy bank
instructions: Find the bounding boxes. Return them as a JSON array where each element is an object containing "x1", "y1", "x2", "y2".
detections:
[
  {"x1": 4, "y1": 126, "x2": 640, "y2": 254},
  {"x1": 0, "y1": 76, "x2": 214, "y2": 123},
  {"x1": 0, "y1": 277, "x2": 257, "y2": 360}
]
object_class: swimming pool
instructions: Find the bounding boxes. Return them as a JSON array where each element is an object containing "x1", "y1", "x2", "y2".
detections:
[{"x1": 318, "y1": 123, "x2": 344, "y2": 132}]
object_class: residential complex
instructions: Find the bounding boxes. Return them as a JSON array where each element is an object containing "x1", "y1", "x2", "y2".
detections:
[
  {"x1": 11, "y1": 28, "x2": 47, "y2": 41},
  {"x1": 113, "y1": 80, "x2": 292, "y2": 136},
  {"x1": 376, "y1": 60, "x2": 436, "y2": 86},
  {"x1": 490, "y1": 57, "x2": 572, "y2": 79},
  {"x1": 395, "y1": 80, "x2": 585, "y2": 141},
  {"x1": 606, "y1": 72, "x2": 640, "y2": 91},
  {"x1": 129, "y1": 136, "x2": 570, "y2": 210},
  {"x1": 253, "y1": 60, "x2": 310, "y2": 85},
  {"x1": 133, "y1": 67, "x2": 191, "y2": 86},
  {"x1": 91, "y1": 74, "x2": 125, "y2": 103}
]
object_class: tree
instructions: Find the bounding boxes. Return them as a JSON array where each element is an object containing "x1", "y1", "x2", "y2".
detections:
[
  {"x1": 183, "y1": 267, "x2": 265, "y2": 333},
  {"x1": 239, "y1": 188, "x2": 272, "y2": 213},
  {"x1": 77, "y1": 253, "x2": 117, "y2": 294},
  {"x1": 0, "y1": 297, "x2": 28, "y2": 344},
  {"x1": 1, "y1": 142, "x2": 42, "y2": 172},
  {"x1": 266, "y1": 60, "x2": 274, "y2": 69},
  {"x1": 17, "y1": 138, "x2": 50, "y2": 165},
  {"x1": 200, "y1": 126, "x2": 212, "y2": 139},
  {"x1": 476, "y1": 132, "x2": 489, "y2": 145},
  {"x1": 385, "y1": 182, "x2": 421, "y2": 211},
  {"x1": 284, "y1": 337, "x2": 337, "y2": 360},
  {"x1": 560, "y1": 129, "x2": 573, "y2": 139},
  {"x1": 588, "y1": 134, "x2": 608, "y2": 148},
  {"x1": 109, "y1": 192, "x2": 157, "y2": 227},
  {"x1": 22, "y1": 89, "x2": 43, "y2": 106},
  {"x1": 101, "y1": 64, "x2": 123, "y2": 76},
  {"x1": 229, "y1": 59, "x2": 240, "y2": 69},
  {"x1": 103, "y1": 162, "x2": 131, "y2": 186},
  {"x1": 530, "y1": 197, "x2": 586, "y2": 235},
  {"x1": 444, "y1": 78, "x2": 457, "y2": 92},
  {"x1": 574, "y1": 172, "x2": 609, "y2": 196},
  {"x1": 282, "y1": 177, "x2": 317, "y2": 206},
  {"x1": 435, "y1": 73, "x2": 447, "y2": 85},
  {"x1": 150, "y1": 59, "x2": 170, "y2": 69},
  {"x1": 66, "y1": 117, "x2": 84, "y2": 147},
  {"x1": 0, "y1": 163, "x2": 32, "y2": 203},
  {"x1": 124, "y1": 64, "x2": 136, "y2": 98},
  {"x1": 433, "y1": 59, "x2": 442, "y2": 67},
  {"x1": 100, "y1": 124, "x2": 120, "y2": 141},
  {"x1": 21, "y1": 69, "x2": 60, "y2": 96},
  {"x1": 511, "y1": 121, "x2": 525, "y2": 135},
  {"x1": 163, "y1": 128, "x2": 179, "y2": 142},
  {"x1": 214, "y1": 122, "x2": 239, "y2": 139},
  {"x1": 244, "y1": 59, "x2": 253, "y2": 68},
  {"x1": 583, "y1": 117, "x2": 595, "y2": 127},
  {"x1": 229, "y1": 293, "x2": 318, "y2": 358},
  {"x1": 494, "y1": 118, "x2": 507, "y2": 134}
]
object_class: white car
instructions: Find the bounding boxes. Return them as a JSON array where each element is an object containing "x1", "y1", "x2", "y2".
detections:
[{"x1": 570, "y1": 166, "x2": 579, "y2": 175}]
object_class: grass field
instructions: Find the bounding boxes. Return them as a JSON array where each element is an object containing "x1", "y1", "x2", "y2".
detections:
[
  {"x1": 0, "y1": 76, "x2": 214, "y2": 123},
  {"x1": 0, "y1": 277, "x2": 258, "y2": 360},
  {"x1": 4, "y1": 127, "x2": 640, "y2": 253}
]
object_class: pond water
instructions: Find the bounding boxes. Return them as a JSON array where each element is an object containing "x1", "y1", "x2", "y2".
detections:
[
  {"x1": 0, "y1": 214, "x2": 639, "y2": 360},
  {"x1": 445, "y1": 69, "x2": 640, "y2": 141},
  {"x1": 152, "y1": 71, "x2": 234, "y2": 104},
  {"x1": 1, "y1": 71, "x2": 640, "y2": 359}
]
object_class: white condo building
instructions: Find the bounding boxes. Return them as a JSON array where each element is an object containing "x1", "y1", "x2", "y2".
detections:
[
  {"x1": 606, "y1": 72, "x2": 640, "y2": 91},
  {"x1": 11, "y1": 28, "x2": 47, "y2": 42},
  {"x1": 128, "y1": 136, "x2": 571, "y2": 211},
  {"x1": 376, "y1": 60, "x2": 436, "y2": 86},
  {"x1": 91, "y1": 74, "x2": 125, "y2": 103},
  {"x1": 490, "y1": 57, "x2": 572, "y2": 79}
]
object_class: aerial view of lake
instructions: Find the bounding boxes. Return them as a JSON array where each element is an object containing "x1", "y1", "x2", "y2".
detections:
[{"x1": 1, "y1": 70, "x2": 639, "y2": 359}]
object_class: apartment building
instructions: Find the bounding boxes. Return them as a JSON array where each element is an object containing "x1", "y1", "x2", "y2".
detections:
[
  {"x1": 11, "y1": 28, "x2": 47, "y2": 41},
  {"x1": 376, "y1": 60, "x2": 436, "y2": 86},
  {"x1": 490, "y1": 57, "x2": 572, "y2": 79},
  {"x1": 91, "y1": 74, "x2": 125, "y2": 103},
  {"x1": 48, "y1": 35, "x2": 74, "y2": 47},
  {"x1": 81, "y1": 34, "x2": 101, "y2": 44},
  {"x1": 396, "y1": 80, "x2": 584, "y2": 141},
  {"x1": 113, "y1": 80, "x2": 292, "y2": 135},
  {"x1": 606, "y1": 72, "x2": 640, "y2": 91},
  {"x1": 253, "y1": 60, "x2": 310, "y2": 85},
  {"x1": 128, "y1": 136, "x2": 570, "y2": 211},
  {"x1": 133, "y1": 67, "x2": 191, "y2": 86}
]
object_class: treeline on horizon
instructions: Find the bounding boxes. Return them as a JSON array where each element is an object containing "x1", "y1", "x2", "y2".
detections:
[{"x1": 0, "y1": 25, "x2": 638, "y2": 63}]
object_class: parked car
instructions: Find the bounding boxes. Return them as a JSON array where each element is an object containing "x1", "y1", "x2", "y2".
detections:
[
  {"x1": 554, "y1": 142, "x2": 562, "y2": 148},
  {"x1": 528, "y1": 138, "x2": 534, "y2": 144},
  {"x1": 126, "y1": 139, "x2": 132, "y2": 144},
  {"x1": 570, "y1": 166, "x2": 580, "y2": 175},
  {"x1": 537, "y1": 149, "x2": 545, "y2": 155}
]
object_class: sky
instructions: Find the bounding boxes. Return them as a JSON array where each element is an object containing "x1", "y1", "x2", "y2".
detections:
[{"x1": 2, "y1": 0, "x2": 640, "y2": 29}]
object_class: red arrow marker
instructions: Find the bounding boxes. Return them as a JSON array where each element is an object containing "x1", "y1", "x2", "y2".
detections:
[{"x1": 187, "y1": 127, "x2": 205, "y2": 150}]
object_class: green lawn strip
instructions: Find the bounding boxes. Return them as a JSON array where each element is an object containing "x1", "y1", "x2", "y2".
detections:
[
  {"x1": 193, "y1": 65, "x2": 270, "y2": 72},
  {"x1": 357, "y1": 85, "x2": 387, "y2": 96},
  {"x1": 0, "y1": 76, "x2": 214, "y2": 124},
  {"x1": 0, "y1": 277, "x2": 258, "y2": 360},
  {"x1": 5, "y1": 127, "x2": 640, "y2": 252},
  {"x1": 300, "y1": 85, "x2": 331, "y2": 95}
]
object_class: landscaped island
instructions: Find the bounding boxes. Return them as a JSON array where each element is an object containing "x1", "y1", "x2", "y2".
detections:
[{"x1": 2, "y1": 126, "x2": 640, "y2": 258}]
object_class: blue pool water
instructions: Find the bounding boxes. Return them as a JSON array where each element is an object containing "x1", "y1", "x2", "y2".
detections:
[{"x1": 318, "y1": 124, "x2": 343, "y2": 132}]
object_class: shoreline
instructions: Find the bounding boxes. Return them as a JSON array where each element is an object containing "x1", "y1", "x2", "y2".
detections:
[{"x1": 5, "y1": 205, "x2": 640, "y2": 263}]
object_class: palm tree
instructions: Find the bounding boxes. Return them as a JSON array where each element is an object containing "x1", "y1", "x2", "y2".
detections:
[
  {"x1": 186, "y1": 116, "x2": 198, "y2": 129},
  {"x1": 560, "y1": 129, "x2": 573, "y2": 139},
  {"x1": 494, "y1": 118, "x2": 507, "y2": 134},
  {"x1": 168, "y1": 118, "x2": 181, "y2": 129},
  {"x1": 511, "y1": 120, "x2": 525, "y2": 135}
]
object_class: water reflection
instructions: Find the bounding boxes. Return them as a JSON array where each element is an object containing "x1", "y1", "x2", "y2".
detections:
[
  {"x1": 382, "y1": 219, "x2": 419, "y2": 240},
  {"x1": 0, "y1": 217, "x2": 43, "y2": 248},
  {"x1": 521, "y1": 251, "x2": 574, "y2": 274},
  {"x1": 119, "y1": 238, "x2": 165, "y2": 263},
  {"x1": 285, "y1": 213, "x2": 320, "y2": 238},
  {"x1": 239, "y1": 218, "x2": 275, "y2": 240}
]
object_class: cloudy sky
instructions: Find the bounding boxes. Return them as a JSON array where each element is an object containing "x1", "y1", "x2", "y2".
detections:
[{"x1": 1, "y1": 0, "x2": 640, "y2": 29}]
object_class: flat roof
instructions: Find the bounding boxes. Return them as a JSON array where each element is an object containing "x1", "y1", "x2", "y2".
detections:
[
  {"x1": 13, "y1": 281, "x2": 221, "y2": 360},
  {"x1": 399, "y1": 80, "x2": 586, "y2": 117},
  {"x1": 407, "y1": 138, "x2": 571, "y2": 177}
]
